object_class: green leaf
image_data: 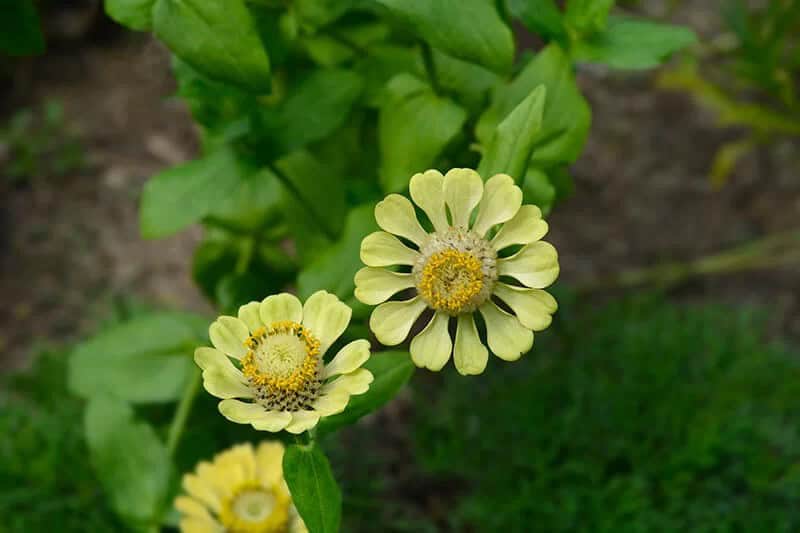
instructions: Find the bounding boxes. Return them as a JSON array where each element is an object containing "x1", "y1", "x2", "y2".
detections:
[
  {"x1": 294, "y1": 0, "x2": 359, "y2": 29},
  {"x1": 68, "y1": 312, "x2": 207, "y2": 403},
  {"x1": 206, "y1": 168, "x2": 283, "y2": 233},
  {"x1": 507, "y1": 0, "x2": 567, "y2": 43},
  {"x1": 283, "y1": 443, "x2": 342, "y2": 533},
  {"x1": 379, "y1": 74, "x2": 467, "y2": 192},
  {"x1": 318, "y1": 351, "x2": 415, "y2": 435},
  {"x1": 85, "y1": 395, "x2": 171, "y2": 527},
  {"x1": 216, "y1": 271, "x2": 276, "y2": 315},
  {"x1": 572, "y1": 16, "x2": 697, "y2": 70},
  {"x1": 565, "y1": 0, "x2": 615, "y2": 35},
  {"x1": 374, "y1": 0, "x2": 514, "y2": 73},
  {"x1": 104, "y1": 0, "x2": 155, "y2": 30},
  {"x1": 521, "y1": 167, "x2": 556, "y2": 214},
  {"x1": 424, "y1": 48, "x2": 499, "y2": 111},
  {"x1": 478, "y1": 85, "x2": 546, "y2": 180},
  {"x1": 153, "y1": 0, "x2": 271, "y2": 92},
  {"x1": 0, "y1": 0, "x2": 44, "y2": 55}
]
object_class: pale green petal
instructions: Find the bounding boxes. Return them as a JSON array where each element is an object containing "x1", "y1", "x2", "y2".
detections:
[
  {"x1": 453, "y1": 314, "x2": 488, "y2": 375},
  {"x1": 237, "y1": 301, "x2": 263, "y2": 332},
  {"x1": 311, "y1": 391, "x2": 350, "y2": 416},
  {"x1": 323, "y1": 339, "x2": 370, "y2": 378},
  {"x1": 443, "y1": 168, "x2": 483, "y2": 228},
  {"x1": 497, "y1": 241, "x2": 559, "y2": 288},
  {"x1": 369, "y1": 297, "x2": 428, "y2": 346},
  {"x1": 250, "y1": 411, "x2": 292, "y2": 432},
  {"x1": 491, "y1": 205, "x2": 549, "y2": 251},
  {"x1": 322, "y1": 368, "x2": 374, "y2": 395},
  {"x1": 259, "y1": 293, "x2": 303, "y2": 327},
  {"x1": 493, "y1": 283, "x2": 557, "y2": 331},
  {"x1": 472, "y1": 173, "x2": 523, "y2": 237},
  {"x1": 285, "y1": 411, "x2": 321, "y2": 434},
  {"x1": 218, "y1": 399, "x2": 268, "y2": 424},
  {"x1": 479, "y1": 301, "x2": 533, "y2": 361},
  {"x1": 209, "y1": 316, "x2": 249, "y2": 359},
  {"x1": 409, "y1": 169, "x2": 448, "y2": 232},
  {"x1": 374, "y1": 193, "x2": 429, "y2": 245},
  {"x1": 302, "y1": 290, "x2": 351, "y2": 353},
  {"x1": 354, "y1": 267, "x2": 414, "y2": 305},
  {"x1": 360, "y1": 231, "x2": 420, "y2": 267},
  {"x1": 195, "y1": 347, "x2": 253, "y2": 399},
  {"x1": 409, "y1": 312, "x2": 452, "y2": 371}
]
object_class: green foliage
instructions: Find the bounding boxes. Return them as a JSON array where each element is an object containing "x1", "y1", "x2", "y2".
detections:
[
  {"x1": 0, "y1": 0, "x2": 44, "y2": 55},
  {"x1": 104, "y1": 0, "x2": 155, "y2": 31},
  {"x1": 284, "y1": 443, "x2": 342, "y2": 533}
]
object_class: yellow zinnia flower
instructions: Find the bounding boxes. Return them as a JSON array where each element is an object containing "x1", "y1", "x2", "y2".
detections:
[
  {"x1": 354, "y1": 168, "x2": 559, "y2": 375},
  {"x1": 175, "y1": 441, "x2": 308, "y2": 533},
  {"x1": 196, "y1": 291, "x2": 373, "y2": 434}
]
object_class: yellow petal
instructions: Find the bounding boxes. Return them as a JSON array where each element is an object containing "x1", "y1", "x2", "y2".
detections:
[
  {"x1": 237, "y1": 301, "x2": 263, "y2": 332},
  {"x1": 492, "y1": 283, "x2": 557, "y2": 331},
  {"x1": 302, "y1": 290, "x2": 352, "y2": 353},
  {"x1": 472, "y1": 174, "x2": 523, "y2": 237},
  {"x1": 453, "y1": 314, "x2": 488, "y2": 375},
  {"x1": 285, "y1": 411, "x2": 321, "y2": 434},
  {"x1": 323, "y1": 339, "x2": 370, "y2": 378},
  {"x1": 479, "y1": 301, "x2": 533, "y2": 361},
  {"x1": 374, "y1": 193, "x2": 429, "y2": 245},
  {"x1": 179, "y1": 516, "x2": 223, "y2": 533},
  {"x1": 409, "y1": 312, "x2": 452, "y2": 371},
  {"x1": 410, "y1": 169, "x2": 448, "y2": 232},
  {"x1": 250, "y1": 411, "x2": 293, "y2": 432},
  {"x1": 195, "y1": 347, "x2": 253, "y2": 399},
  {"x1": 497, "y1": 241, "x2": 559, "y2": 288},
  {"x1": 174, "y1": 496, "x2": 213, "y2": 520},
  {"x1": 322, "y1": 368, "x2": 374, "y2": 395},
  {"x1": 209, "y1": 316, "x2": 249, "y2": 359},
  {"x1": 443, "y1": 168, "x2": 483, "y2": 228},
  {"x1": 311, "y1": 391, "x2": 351, "y2": 416},
  {"x1": 218, "y1": 399, "x2": 267, "y2": 424},
  {"x1": 255, "y1": 441, "x2": 285, "y2": 486},
  {"x1": 183, "y1": 473, "x2": 222, "y2": 513},
  {"x1": 260, "y1": 293, "x2": 303, "y2": 327},
  {"x1": 369, "y1": 297, "x2": 428, "y2": 346},
  {"x1": 360, "y1": 231, "x2": 420, "y2": 267},
  {"x1": 290, "y1": 512, "x2": 310, "y2": 533},
  {"x1": 491, "y1": 205, "x2": 548, "y2": 251},
  {"x1": 354, "y1": 267, "x2": 414, "y2": 305}
]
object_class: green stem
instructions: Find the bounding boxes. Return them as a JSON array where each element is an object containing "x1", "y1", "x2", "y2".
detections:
[
  {"x1": 420, "y1": 42, "x2": 441, "y2": 94},
  {"x1": 268, "y1": 163, "x2": 337, "y2": 241},
  {"x1": 166, "y1": 369, "x2": 202, "y2": 457},
  {"x1": 236, "y1": 236, "x2": 255, "y2": 275}
]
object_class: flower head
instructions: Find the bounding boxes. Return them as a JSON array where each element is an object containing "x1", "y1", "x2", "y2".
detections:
[
  {"x1": 196, "y1": 290, "x2": 373, "y2": 434},
  {"x1": 175, "y1": 441, "x2": 307, "y2": 533},
  {"x1": 354, "y1": 168, "x2": 559, "y2": 375}
]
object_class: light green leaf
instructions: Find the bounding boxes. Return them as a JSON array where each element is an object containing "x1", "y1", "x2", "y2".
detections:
[
  {"x1": 85, "y1": 395, "x2": 171, "y2": 527},
  {"x1": 318, "y1": 351, "x2": 415, "y2": 435},
  {"x1": 206, "y1": 168, "x2": 283, "y2": 233},
  {"x1": 424, "y1": 48, "x2": 499, "y2": 110},
  {"x1": 153, "y1": 0, "x2": 271, "y2": 92},
  {"x1": 565, "y1": 0, "x2": 614, "y2": 34},
  {"x1": 507, "y1": 0, "x2": 567, "y2": 42},
  {"x1": 68, "y1": 312, "x2": 207, "y2": 403},
  {"x1": 379, "y1": 74, "x2": 467, "y2": 192},
  {"x1": 478, "y1": 85, "x2": 546, "y2": 180},
  {"x1": 521, "y1": 167, "x2": 556, "y2": 214},
  {"x1": 1, "y1": 0, "x2": 44, "y2": 55},
  {"x1": 283, "y1": 444, "x2": 341, "y2": 533},
  {"x1": 105, "y1": 0, "x2": 155, "y2": 30},
  {"x1": 294, "y1": 0, "x2": 359, "y2": 29},
  {"x1": 374, "y1": 0, "x2": 514, "y2": 73},
  {"x1": 572, "y1": 16, "x2": 697, "y2": 70}
]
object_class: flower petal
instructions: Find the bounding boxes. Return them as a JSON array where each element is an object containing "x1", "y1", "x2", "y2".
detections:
[
  {"x1": 472, "y1": 173, "x2": 523, "y2": 237},
  {"x1": 218, "y1": 399, "x2": 268, "y2": 424},
  {"x1": 409, "y1": 312, "x2": 452, "y2": 371},
  {"x1": 479, "y1": 301, "x2": 533, "y2": 361},
  {"x1": 493, "y1": 283, "x2": 557, "y2": 331},
  {"x1": 175, "y1": 496, "x2": 214, "y2": 520},
  {"x1": 250, "y1": 411, "x2": 292, "y2": 432},
  {"x1": 323, "y1": 339, "x2": 370, "y2": 378},
  {"x1": 443, "y1": 168, "x2": 483, "y2": 228},
  {"x1": 183, "y1": 473, "x2": 222, "y2": 513},
  {"x1": 260, "y1": 293, "x2": 303, "y2": 327},
  {"x1": 179, "y1": 516, "x2": 223, "y2": 533},
  {"x1": 237, "y1": 301, "x2": 263, "y2": 333},
  {"x1": 369, "y1": 297, "x2": 428, "y2": 346},
  {"x1": 374, "y1": 193, "x2": 429, "y2": 246},
  {"x1": 453, "y1": 314, "x2": 488, "y2": 375},
  {"x1": 302, "y1": 290, "x2": 352, "y2": 353},
  {"x1": 410, "y1": 169, "x2": 448, "y2": 232},
  {"x1": 360, "y1": 231, "x2": 420, "y2": 267},
  {"x1": 311, "y1": 391, "x2": 350, "y2": 416},
  {"x1": 285, "y1": 411, "x2": 321, "y2": 434},
  {"x1": 497, "y1": 241, "x2": 559, "y2": 288},
  {"x1": 491, "y1": 205, "x2": 549, "y2": 251},
  {"x1": 209, "y1": 316, "x2": 249, "y2": 359},
  {"x1": 354, "y1": 267, "x2": 414, "y2": 305},
  {"x1": 255, "y1": 441, "x2": 285, "y2": 486},
  {"x1": 194, "y1": 347, "x2": 253, "y2": 399},
  {"x1": 323, "y1": 368, "x2": 374, "y2": 395}
]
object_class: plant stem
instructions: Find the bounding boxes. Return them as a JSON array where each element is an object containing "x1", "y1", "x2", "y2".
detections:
[
  {"x1": 421, "y1": 42, "x2": 441, "y2": 94},
  {"x1": 166, "y1": 369, "x2": 202, "y2": 457}
]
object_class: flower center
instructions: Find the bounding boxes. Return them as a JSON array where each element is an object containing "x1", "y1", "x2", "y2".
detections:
[
  {"x1": 219, "y1": 481, "x2": 290, "y2": 533},
  {"x1": 413, "y1": 228, "x2": 497, "y2": 315}
]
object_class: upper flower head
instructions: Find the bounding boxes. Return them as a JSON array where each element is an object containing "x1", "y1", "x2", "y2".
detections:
[
  {"x1": 175, "y1": 440, "x2": 307, "y2": 533},
  {"x1": 195, "y1": 290, "x2": 373, "y2": 434},
  {"x1": 354, "y1": 168, "x2": 559, "y2": 375}
]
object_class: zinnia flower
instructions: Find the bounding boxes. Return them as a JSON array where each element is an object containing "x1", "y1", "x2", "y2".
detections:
[
  {"x1": 196, "y1": 291, "x2": 373, "y2": 434},
  {"x1": 354, "y1": 168, "x2": 558, "y2": 375},
  {"x1": 175, "y1": 441, "x2": 307, "y2": 532}
]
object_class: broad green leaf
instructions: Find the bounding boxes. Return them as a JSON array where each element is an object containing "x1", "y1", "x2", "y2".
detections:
[
  {"x1": 379, "y1": 74, "x2": 467, "y2": 192},
  {"x1": 105, "y1": 0, "x2": 155, "y2": 30},
  {"x1": 216, "y1": 271, "x2": 277, "y2": 315},
  {"x1": 0, "y1": 0, "x2": 44, "y2": 55},
  {"x1": 294, "y1": 0, "x2": 359, "y2": 29},
  {"x1": 477, "y1": 44, "x2": 590, "y2": 167},
  {"x1": 507, "y1": 0, "x2": 567, "y2": 43},
  {"x1": 572, "y1": 16, "x2": 697, "y2": 70},
  {"x1": 153, "y1": 0, "x2": 271, "y2": 92},
  {"x1": 318, "y1": 351, "x2": 415, "y2": 435},
  {"x1": 283, "y1": 444, "x2": 341, "y2": 533},
  {"x1": 522, "y1": 167, "x2": 556, "y2": 214},
  {"x1": 356, "y1": 45, "x2": 417, "y2": 107},
  {"x1": 85, "y1": 395, "x2": 171, "y2": 528},
  {"x1": 424, "y1": 48, "x2": 499, "y2": 111},
  {"x1": 206, "y1": 168, "x2": 283, "y2": 233},
  {"x1": 478, "y1": 85, "x2": 546, "y2": 180},
  {"x1": 374, "y1": 0, "x2": 514, "y2": 73},
  {"x1": 565, "y1": 0, "x2": 614, "y2": 34},
  {"x1": 68, "y1": 312, "x2": 207, "y2": 403}
]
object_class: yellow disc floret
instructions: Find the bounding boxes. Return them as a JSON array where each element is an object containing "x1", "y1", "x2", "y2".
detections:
[
  {"x1": 417, "y1": 249, "x2": 485, "y2": 315},
  {"x1": 219, "y1": 480, "x2": 291, "y2": 533},
  {"x1": 242, "y1": 321, "x2": 321, "y2": 393}
]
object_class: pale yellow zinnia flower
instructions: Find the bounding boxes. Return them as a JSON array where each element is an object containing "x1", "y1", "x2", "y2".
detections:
[
  {"x1": 354, "y1": 168, "x2": 559, "y2": 375},
  {"x1": 196, "y1": 290, "x2": 373, "y2": 434},
  {"x1": 175, "y1": 441, "x2": 308, "y2": 533}
]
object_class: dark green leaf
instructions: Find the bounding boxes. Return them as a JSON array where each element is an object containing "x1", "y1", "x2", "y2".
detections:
[
  {"x1": 564, "y1": 0, "x2": 614, "y2": 35},
  {"x1": 507, "y1": 0, "x2": 567, "y2": 43},
  {"x1": 104, "y1": 0, "x2": 155, "y2": 30},
  {"x1": 0, "y1": 0, "x2": 44, "y2": 55},
  {"x1": 216, "y1": 271, "x2": 276, "y2": 314},
  {"x1": 283, "y1": 443, "x2": 342, "y2": 533},
  {"x1": 294, "y1": 0, "x2": 359, "y2": 29}
]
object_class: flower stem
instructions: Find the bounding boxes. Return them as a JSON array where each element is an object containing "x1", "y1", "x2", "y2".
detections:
[
  {"x1": 421, "y1": 42, "x2": 441, "y2": 94},
  {"x1": 166, "y1": 368, "x2": 202, "y2": 457}
]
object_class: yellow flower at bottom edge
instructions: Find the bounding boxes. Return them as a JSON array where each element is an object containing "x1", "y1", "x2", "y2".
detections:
[
  {"x1": 354, "y1": 168, "x2": 559, "y2": 376},
  {"x1": 196, "y1": 290, "x2": 373, "y2": 434},
  {"x1": 175, "y1": 441, "x2": 308, "y2": 533}
]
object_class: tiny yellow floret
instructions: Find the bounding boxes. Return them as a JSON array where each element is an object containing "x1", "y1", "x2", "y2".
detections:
[
  {"x1": 418, "y1": 249, "x2": 485, "y2": 315},
  {"x1": 241, "y1": 320, "x2": 321, "y2": 393},
  {"x1": 219, "y1": 479, "x2": 291, "y2": 533}
]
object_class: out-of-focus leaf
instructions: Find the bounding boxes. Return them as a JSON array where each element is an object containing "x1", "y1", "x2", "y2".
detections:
[
  {"x1": 206, "y1": 168, "x2": 283, "y2": 233},
  {"x1": 522, "y1": 167, "x2": 556, "y2": 214},
  {"x1": 710, "y1": 137, "x2": 756, "y2": 189},
  {"x1": 564, "y1": 0, "x2": 614, "y2": 34},
  {"x1": 425, "y1": 49, "x2": 499, "y2": 111},
  {"x1": 356, "y1": 45, "x2": 417, "y2": 107},
  {"x1": 216, "y1": 271, "x2": 277, "y2": 315},
  {"x1": 507, "y1": 0, "x2": 567, "y2": 43},
  {"x1": 1, "y1": 0, "x2": 44, "y2": 55},
  {"x1": 283, "y1": 443, "x2": 341, "y2": 533},
  {"x1": 294, "y1": 0, "x2": 359, "y2": 29},
  {"x1": 105, "y1": 0, "x2": 155, "y2": 30}
]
